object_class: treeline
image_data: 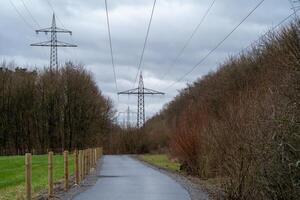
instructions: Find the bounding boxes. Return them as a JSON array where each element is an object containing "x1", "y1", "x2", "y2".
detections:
[
  {"x1": 106, "y1": 128, "x2": 150, "y2": 154},
  {"x1": 145, "y1": 20, "x2": 300, "y2": 199},
  {"x1": 0, "y1": 62, "x2": 115, "y2": 155}
]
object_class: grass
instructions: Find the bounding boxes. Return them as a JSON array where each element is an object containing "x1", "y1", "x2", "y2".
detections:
[
  {"x1": 139, "y1": 154, "x2": 181, "y2": 172},
  {"x1": 0, "y1": 154, "x2": 74, "y2": 200},
  {"x1": 140, "y1": 154, "x2": 224, "y2": 196}
]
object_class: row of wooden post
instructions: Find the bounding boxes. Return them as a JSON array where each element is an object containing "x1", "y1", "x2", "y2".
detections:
[{"x1": 25, "y1": 147, "x2": 103, "y2": 200}]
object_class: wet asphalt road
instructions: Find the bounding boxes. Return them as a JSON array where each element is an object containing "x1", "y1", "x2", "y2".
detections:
[{"x1": 73, "y1": 155, "x2": 191, "y2": 200}]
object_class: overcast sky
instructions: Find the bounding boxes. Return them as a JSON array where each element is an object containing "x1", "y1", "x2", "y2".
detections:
[{"x1": 0, "y1": 0, "x2": 296, "y2": 124}]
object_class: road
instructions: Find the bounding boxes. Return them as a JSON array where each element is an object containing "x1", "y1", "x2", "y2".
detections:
[{"x1": 73, "y1": 155, "x2": 191, "y2": 200}]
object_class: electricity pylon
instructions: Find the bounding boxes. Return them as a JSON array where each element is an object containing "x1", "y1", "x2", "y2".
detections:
[
  {"x1": 118, "y1": 72, "x2": 164, "y2": 128},
  {"x1": 126, "y1": 107, "x2": 130, "y2": 127},
  {"x1": 31, "y1": 13, "x2": 77, "y2": 70},
  {"x1": 117, "y1": 106, "x2": 136, "y2": 128}
]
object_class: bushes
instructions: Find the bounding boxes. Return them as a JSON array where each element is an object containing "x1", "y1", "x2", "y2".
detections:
[
  {"x1": 145, "y1": 20, "x2": 300, "y2": 199},
  {"x1": 106, "y1": 128, "x2": 151, "y2": 154}
]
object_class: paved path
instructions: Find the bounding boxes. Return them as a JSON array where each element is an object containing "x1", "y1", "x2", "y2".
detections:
[{"x1": 74, "y1": 155, "x2": 191, "y2": 200}]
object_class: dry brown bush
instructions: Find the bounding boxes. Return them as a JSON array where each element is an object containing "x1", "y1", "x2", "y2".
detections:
[{"x1": 145, "y1": 20, "x2": 300, "y2": 199}]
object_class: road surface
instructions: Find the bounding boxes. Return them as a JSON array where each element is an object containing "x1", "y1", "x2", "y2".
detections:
[{"x1": 74, "y1": 155, "x2": 191, "y2": 200}]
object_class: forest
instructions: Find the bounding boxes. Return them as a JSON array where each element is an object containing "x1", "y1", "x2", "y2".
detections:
[
  {"x1": 0, "y1": 62, "x2": 115, "y2": 155},
  {"x1": 141, "y1": 20, "x2": 300, "y2": 199}
]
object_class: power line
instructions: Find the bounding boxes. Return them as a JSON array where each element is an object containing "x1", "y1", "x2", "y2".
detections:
[
  {"x1": 159, "y1": 0, "x2": 217, "y2": 81},
  {"x1": 20, "y1": 0, "x2": 41, "y2": 28},
  {"x1": 8, "y1": 0, "x2": 49, "y2": 61},
  {"x1": 242, "y1": 8, "x2": 299, "y2": 53},
  {"x1": 8, "y1": 0, "x2": 35, "y2": 31},
  {"x1": 133, "y1": 0, "x2": 157, "y2": 87},
  {"x1": 105, "y1": 0, "x2": 118, "y2": 93},
  {"x1": 164, "y1": 0, "x2": 266, "y2": 90}
]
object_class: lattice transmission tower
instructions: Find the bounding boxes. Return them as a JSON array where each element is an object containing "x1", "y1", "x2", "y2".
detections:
[
  {"x1": 118, "y1": 72, "x2": 164, "y2": 128},
  {"x1": 117, "y1": 106, "x2": 137, "y2": 128},
  {"x1": 31, "y1": 13, "x2": 77, "y2": 70}
]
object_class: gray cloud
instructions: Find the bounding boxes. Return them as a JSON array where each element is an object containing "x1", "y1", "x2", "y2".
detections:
[{"x1": 0, "y1": 0, "x2": 294, "y2": 124}]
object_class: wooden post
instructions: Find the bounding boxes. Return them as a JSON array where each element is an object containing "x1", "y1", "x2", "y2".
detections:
[
  {"x1": 87, "y1": 149, "x2": 89, "y2": 174},
  {"x1": 96, "y1": 148, "x2": 99, "y2": 160},
  {"x1": 64, "y1": 150, "x2": 69, "y2": 191},
  {"x1": 75, "y1": 150, "x2": 79, "y2": 185},
  {"x1": 88, "y1": 149, "x2": 90, "y2": 172},
  {"x1": 84, "y1": 150, "x2": 87, "y2": 176},
  {"x1": 88, "y1": 149, "x2": 90, "y2": 173},
  {"x1": 94, "y1": 148, "x2": 96, "y2": 166},
  {"x1": 96, "y1": 148, "x2": 98, "y2": 160},
  {"x1": 92, "y1": 149, "x2": 94, "y2": 167},
  {"x1": 82, "y1": 150, "x2": 84, "y2": 180},
  {"x1": 90, "y1": 149, "x2": 93, "y2": 170},
  {"x1": 91, "y1": 149, "x2": 94, "y2": 167},
  {"x1": 82, "y1": 150, "x2": 85, "y2": 177},
  {"x1": 94, "y1": 148, "x2": 98, "y2": 166},
  {"x1": 94, "y1": 148, "x2": 97, "y2": 167},
  {"x1": 87, "y1": 149, "x2": 89, "y2": 173},
  {"x1": 95, "y1": 148, "x2": 98, "y2": 160},
  {"x1": 25, "y1": 153, "x2": 32, "y2": 200},
  {"x1": 89, "y1": 149, "x2": 92, "y2": 171},
  {"x1": 48, "y1": 151, "x2": 53, "y2": 198},
  {"x1": 79, "y1": 150, "x2": 83, "y2": 182}
]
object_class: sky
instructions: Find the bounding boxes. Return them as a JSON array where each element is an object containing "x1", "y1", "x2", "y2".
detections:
[{"x1": 0, "y1": 0, "x2": 297, "y2": 125}]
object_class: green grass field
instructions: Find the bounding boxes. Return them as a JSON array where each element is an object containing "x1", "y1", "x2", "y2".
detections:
[
  {"x1": 139, "y1": 154, "x2": 181, "y2": 172},
  {"x1": 0, "y1": 154, "x2": 74, "y2": 200}
]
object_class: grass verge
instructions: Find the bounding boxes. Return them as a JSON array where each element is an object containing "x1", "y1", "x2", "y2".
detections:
[
  {"x1": 0, "y1": 154, "x2": 74, "y2": 200},
  {"x1": 139, "y1": 154, "x2": 224, "y2": 199},
  {"x1": 139, "y1": 154, "x2": 180, "y2": 172}
]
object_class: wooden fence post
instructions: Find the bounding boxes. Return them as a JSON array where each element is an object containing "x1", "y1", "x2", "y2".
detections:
[
  {"x1": 89, "y1": 149, "x2": 91, "y2": 172},
  {"x1": 82, "y1": 150, "x2": 85, "y2": 180},
  {"x1": 74, "y1": 150, "x2": 79, "y2": 185},
  {"x1": 84, "y1": 149, "x2": 87, "y2": 176},
  {"x1": 91, "y1": 149, "x2": 93, "y2": 168},
  {"x1": 96, "y1": 147, "x2": 98, "y2": 160},
  {"x1": 64, "y1": 150, "x2": 69, "y2": 191},
  {"x1": 25, "y1": 153, "x2": 32, "y2": 200},
  {"x1": 95, "y1": 148, "x2": 98, "y2": 160},
  {"x1": 89, "y1": 149, "x2": 92, "y2": 171},
  {"x1": 94, "y1": 148, "x2": 97, "y2": 167},
  {"x1": 92, "y1": 149, "x2": 94, "y2": 168},
  {"x1": 92, "y1": 149, "x2": 94, "y2": 167},
  {"x1": 48, "y1": 151, "x2": 53, "y2": 198},
  {"x1": 79, "y1": 150, "x2": 83, "y2": 182},
  {"x1": 82, "y1": 150, "x2": 85, "y2": 177},
  {"x1": 87, "y1": 149, "x2": 89, "y2": 173}
]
